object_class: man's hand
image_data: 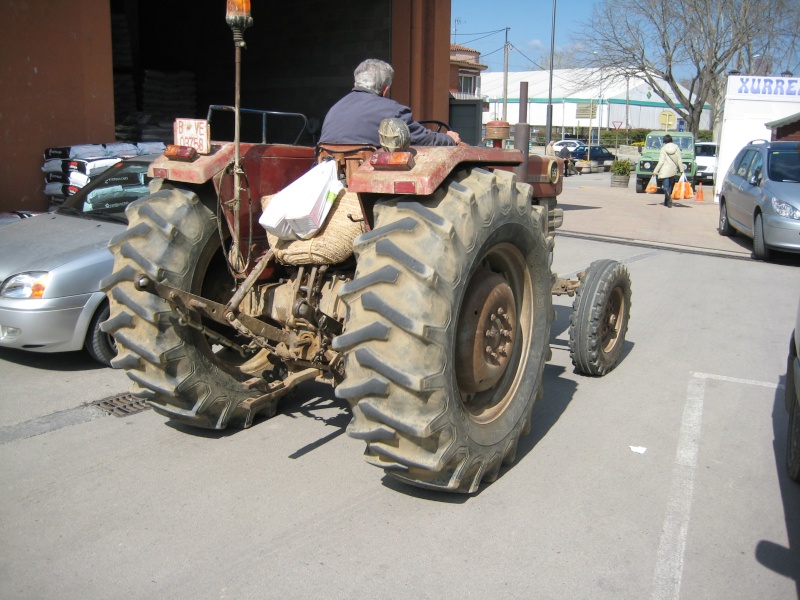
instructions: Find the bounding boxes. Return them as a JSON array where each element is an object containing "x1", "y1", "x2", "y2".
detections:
[{"x1": 446, "y1": 130, "x2": 462, "y2": 145}]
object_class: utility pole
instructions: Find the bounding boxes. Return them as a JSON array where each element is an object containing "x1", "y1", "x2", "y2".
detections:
[
  {"x1": 625, "y1": 75, "x2": 630, "y2": 144},
  {"x1": 546, "y1": 0, "x2": 557, "y2": 144},
  {"x1": 502, "y1": 27, "x2": 509, "y2": 121}
]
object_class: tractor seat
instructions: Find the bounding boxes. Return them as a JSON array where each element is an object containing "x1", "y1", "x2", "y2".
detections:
[{"x1": 316, "y1": 144, "x2": 377, "y2": 186}]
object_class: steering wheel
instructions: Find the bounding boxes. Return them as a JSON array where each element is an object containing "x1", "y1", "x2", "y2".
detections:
[{"x1": 418, "y1": 120, "x2": 451, "y2": 133}]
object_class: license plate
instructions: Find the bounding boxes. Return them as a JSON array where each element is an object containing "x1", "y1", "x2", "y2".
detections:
[{"x1": 173, "y1": 118, "x2": 211, "y2": 155}]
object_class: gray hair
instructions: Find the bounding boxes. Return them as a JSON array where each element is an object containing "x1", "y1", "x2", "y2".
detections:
[{"x1": 354, "y1": 59, "x2": 394, "y2": 94}]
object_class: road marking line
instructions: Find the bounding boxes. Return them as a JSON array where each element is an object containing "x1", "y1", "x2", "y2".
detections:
[
  {"x1": 693, "y1": 371, "x2": 781, "y2": 389},
  {"x1": 651, "y1": 371, "x2": 781, "y2": 600},
  {"x1": 559, "y1": 250, "x2": 663, "y2": 279},
  {"x1": 651, "y1": 375, "x2": 705, "y2": 600}
]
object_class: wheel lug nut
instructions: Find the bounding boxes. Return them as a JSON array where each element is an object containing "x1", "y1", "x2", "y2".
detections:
[{"x1": 485, "y1": 329, "x2": 497, "y2": 338}]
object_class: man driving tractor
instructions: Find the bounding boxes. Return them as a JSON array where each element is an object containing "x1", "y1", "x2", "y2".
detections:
[{"x1": 320, "y1": 58, "x2": 461, "y2": 147}]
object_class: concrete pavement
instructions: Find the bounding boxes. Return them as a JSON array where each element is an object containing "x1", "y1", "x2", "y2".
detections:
[{"x1": 554, "y1": 170, "x2": 753, "y2": 258}]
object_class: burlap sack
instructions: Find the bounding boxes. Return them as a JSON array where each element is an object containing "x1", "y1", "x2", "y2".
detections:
[{"x1": 261, "y1": 190, "x2": 365, "y2": 265}]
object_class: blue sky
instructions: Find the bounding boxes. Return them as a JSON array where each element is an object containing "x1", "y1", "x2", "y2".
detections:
[{"x1": 451, "y1": 0, "x2": 597, "y2": 72}]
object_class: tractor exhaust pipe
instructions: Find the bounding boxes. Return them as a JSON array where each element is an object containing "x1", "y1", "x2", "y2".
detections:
[{"x1": 514, "y1": 82, "x2": 530, "y2": 184}]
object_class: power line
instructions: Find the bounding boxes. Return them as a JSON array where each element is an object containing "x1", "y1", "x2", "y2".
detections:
[
  {"x1": 509, "y1": 42, "x2": 546, "y2": 70},
  {"x1": 453, "y1": 28, "x2": 507, "y2": 37},
  {"x1": 460, "y1": 31, "x2": 506, "y2": 46},
  {"x1": 480, "y1": 46, "x2": 506, "y2": 60}
]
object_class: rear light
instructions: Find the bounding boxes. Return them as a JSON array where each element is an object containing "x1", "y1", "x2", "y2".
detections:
[
  {"x1": 370, "y1": 151, "x2": 415, "y2": 171},
  {"x1": 164, "y1": 145, "x2": 198, "y2": 162},
  {"x1": 152, "y1": 168, "x2": 169, "y2": 179}
]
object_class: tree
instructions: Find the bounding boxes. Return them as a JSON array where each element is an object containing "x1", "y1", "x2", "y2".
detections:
[
  {"x1": 537, "y1": 46, "x2": 582, "y2": 70},
  {"x1": 578, "y1": 0, "x2": 800, "y2": 135}
]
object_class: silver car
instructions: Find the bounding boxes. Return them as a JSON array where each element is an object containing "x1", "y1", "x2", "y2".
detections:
[
  {"x1": 0, "y1": 155, "x2": 155, "y2": 365},
  {"x1": 718, "y1": 140, "x2": 800, "y2": 260}
]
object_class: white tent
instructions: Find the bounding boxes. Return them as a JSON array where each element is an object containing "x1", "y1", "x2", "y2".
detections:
[{"x1": 479, "y1": 68, "x2": 711, "y2": 133}]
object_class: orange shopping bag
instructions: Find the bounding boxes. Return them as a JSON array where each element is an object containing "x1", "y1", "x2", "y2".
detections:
[
  {"x1": 645, "y1": 175, "x2": 658, "y2": 193},
  {"x1": 671, "y1": 173, "x2": 692, "y2": 200}
]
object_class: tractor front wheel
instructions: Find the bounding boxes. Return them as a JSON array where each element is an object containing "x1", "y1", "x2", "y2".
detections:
[{"x1": 569, "y1": 259, "x2": 631, "y2": 377}]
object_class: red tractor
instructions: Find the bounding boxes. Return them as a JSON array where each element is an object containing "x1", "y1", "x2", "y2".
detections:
[{"x1": 101, "y1": 7, "x2": 631, "y2": 494}]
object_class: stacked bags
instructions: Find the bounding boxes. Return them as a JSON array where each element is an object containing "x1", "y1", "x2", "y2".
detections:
[{"x1": 41, "y1": 141, "x2": 165, "y2": 207}]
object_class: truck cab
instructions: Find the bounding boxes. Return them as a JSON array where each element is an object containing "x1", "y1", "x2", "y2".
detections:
[{"x1": 635, "y1": 131, "x2": 696, "y2": 193}]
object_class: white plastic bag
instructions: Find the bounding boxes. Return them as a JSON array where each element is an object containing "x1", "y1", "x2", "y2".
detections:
[{"x1": 259, "y1": 160, "x2": 343, "y2": 240}]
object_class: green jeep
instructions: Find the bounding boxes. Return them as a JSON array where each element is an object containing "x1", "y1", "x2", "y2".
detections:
[{"x1": 634, "y1": 131, "x2": 696, "y2": 193}]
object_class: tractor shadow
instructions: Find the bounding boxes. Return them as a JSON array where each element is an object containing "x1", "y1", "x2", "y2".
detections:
[
  {"x1": 165, "y1": 379, "x2": 349, "y2": 443},
  {"x1": 170, "y1": 300, "x2": 632, "y2": 501},
  {"x1": 281, "y1": 382, "x2": 351, "y2": 459},
  {"x1": 755, "y1": 373, "x2": 800, "y2": 594}
]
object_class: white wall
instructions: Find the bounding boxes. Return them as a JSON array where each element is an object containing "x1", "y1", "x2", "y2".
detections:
[{"x1": 713, "y1": 75, "x2": 800, "y2": 201}]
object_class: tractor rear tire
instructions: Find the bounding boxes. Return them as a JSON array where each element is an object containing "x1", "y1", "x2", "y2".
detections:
[
  {"x1": 101, "y1": 186, "x2": 259, "y2": 429},
  {"x1": 569, "y1": 259, "x2": 631, "y2": 377},
  {"x1": 333, "y1": 168, "x2": 554, "y2": 493}
]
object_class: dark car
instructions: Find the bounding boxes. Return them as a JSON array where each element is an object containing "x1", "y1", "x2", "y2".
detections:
[
  {"x1": 718, "y1": 139, "x2": 800, "y2": 260},
  {"x1": 0, "y1": 155, "x2": 156, "y2": 366},
  {"x1": 571, "y1": 144, "x2": 616, "y2": 165}
]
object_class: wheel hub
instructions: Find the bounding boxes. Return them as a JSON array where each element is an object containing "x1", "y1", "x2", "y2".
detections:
[
  {"x1": 455, "y1": 270, "x2": 517, "y2": 394},
  {"x1": 601, "y1": 288, "x2": 623, "y2": 351}
]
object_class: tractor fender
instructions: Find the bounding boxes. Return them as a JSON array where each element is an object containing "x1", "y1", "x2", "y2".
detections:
[
  {"x1": 348, "y1": 146, "x2": 525, "y2": 196},
  {"x1": 148, "y1": 142, "x2": 235, "y2": 184}
]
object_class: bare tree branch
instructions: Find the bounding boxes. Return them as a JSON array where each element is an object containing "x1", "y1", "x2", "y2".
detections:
[{"x1": 575, "y1": 0, "x2": 800, "y2": 133}]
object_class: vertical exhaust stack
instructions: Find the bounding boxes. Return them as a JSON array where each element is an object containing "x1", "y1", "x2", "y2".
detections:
[
  {"x1": 514, "y1": 82, "x2": 530, "y2": 184},
  {"x1": 225, "y1": 0, "x2": 253, "y2": 273}
]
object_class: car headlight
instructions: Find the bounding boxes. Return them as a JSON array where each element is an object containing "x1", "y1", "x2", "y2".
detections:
[
  {"x1": 0, "y1": 272, "x2": 50, "y2": 299},
  {"x1": 642, "y1": 161, "x2": 652, "y2": 169},
  {"x1": 772, "y1": 198, "x2": 800, "y2": 220}
]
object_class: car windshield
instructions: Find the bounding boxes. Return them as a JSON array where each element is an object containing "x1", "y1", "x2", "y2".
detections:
[
  {"x1": 696, "y1": 144, "x2": 717, "y2": 157},
  {"x1": 57, "y1": 160, "x2": 152, "y2": 223},
  {"x1": 768, "y1": 150, "x2": 800, "y2": 183},
  {"x1": 645, "y1": 135, "x2": 694, "y2": 151}
]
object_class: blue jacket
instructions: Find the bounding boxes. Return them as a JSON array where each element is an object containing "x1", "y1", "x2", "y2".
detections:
[{"x1": 320, "y1": 87, "x2": 456, "y2": 147}]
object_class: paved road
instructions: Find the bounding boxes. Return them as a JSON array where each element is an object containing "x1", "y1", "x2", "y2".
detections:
[{"x1": 1, "y1": 174, "x2": 799, "y2": 599}]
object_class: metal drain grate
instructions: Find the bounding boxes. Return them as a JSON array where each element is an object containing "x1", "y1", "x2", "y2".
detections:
[{"x1": 91, "y1": 393, "x2": 151, "y2": 417}]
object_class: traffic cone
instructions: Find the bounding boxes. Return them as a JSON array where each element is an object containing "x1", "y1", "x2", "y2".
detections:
[{"x1": 695, "y1": 182, "x2": 704, "y2": 201}]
